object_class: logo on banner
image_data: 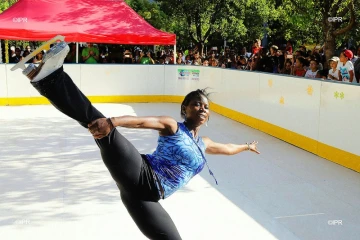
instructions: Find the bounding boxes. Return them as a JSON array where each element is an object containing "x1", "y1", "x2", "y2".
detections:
[{"x1": 178, "y1": 69, "x2": 200, "y2": 81}]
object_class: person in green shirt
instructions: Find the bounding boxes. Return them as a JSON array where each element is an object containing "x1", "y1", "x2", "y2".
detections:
[
  {"x1": 138, "y1": 50, "x2": 155, "y2": 64},
  {"x1": 82, "y1": 43, "x2": 99, "y2": 64}
]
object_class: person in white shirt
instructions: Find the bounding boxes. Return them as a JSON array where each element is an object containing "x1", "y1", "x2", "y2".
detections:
[
  {"x1": 327, "y1": 56, "x2": 340, "y2": 81},
  {"x1": 305, "y1": 59, "x2": 319, "y2": 78},
  {"x1": 337, "y1": 49, "x2": 357, "y2": 83}
]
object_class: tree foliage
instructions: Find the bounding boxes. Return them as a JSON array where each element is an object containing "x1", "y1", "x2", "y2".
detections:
[
  {"x1": 156, "y1": 0, "x2": 280, "y2": 52},
  {"x1": 0, "y1": 0, "x2": 18, "y2": 13}
]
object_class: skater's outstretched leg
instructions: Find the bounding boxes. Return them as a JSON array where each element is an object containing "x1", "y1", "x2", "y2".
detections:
[{"x1": 21, "y1": 42, "x2": 104, "y2": 128}]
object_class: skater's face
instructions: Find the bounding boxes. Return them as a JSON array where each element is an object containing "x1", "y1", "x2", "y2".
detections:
[{"x1": 182, "y1": 95, "x2": 210, "y2": 125}]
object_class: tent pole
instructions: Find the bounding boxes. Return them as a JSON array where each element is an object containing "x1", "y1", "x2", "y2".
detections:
[
  {"x1": 174, "y1": 44, "x2": 176, "y2": 65},
  {"x1": 76, "y1": 42, "x2": 79, "y2": 63}
]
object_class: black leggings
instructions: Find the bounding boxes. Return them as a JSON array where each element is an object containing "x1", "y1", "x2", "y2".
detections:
[{"x1": 30, "y1": 67, "x2": 182, "y2": 240}]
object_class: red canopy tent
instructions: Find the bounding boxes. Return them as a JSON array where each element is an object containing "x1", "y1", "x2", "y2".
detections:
[{"x1": 0, "y1": 0, "x2": 176, "y2": 45}]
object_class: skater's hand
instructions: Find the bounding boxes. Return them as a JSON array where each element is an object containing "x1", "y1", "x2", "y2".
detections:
[
  {"x1": 247, "y1": 140, "x2": 260, "y2": 154},
  {"x1": 88, "y1": 118, "x2": 114, "y2": 139}
]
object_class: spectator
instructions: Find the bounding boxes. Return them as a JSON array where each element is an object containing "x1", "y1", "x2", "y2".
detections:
[
  {"x1": 269, "y1": 45, "x2": 279, "y2": 73},
  {"x1": 208, "y1": 51, "x2": 218, "y2": 67},
  {"x1": 354, "y1": 46, "x2": 360, "y2": 82},
  {"x1": 292, "y1": 56, "x2": 307, "y2": 77},
  {"x1": 224, "y1": 46, "x2": 230, "y2": 58},
  {"x1": 134, "y1": 48, "x2": 142, "y2": 63},
  {"x1": 33, "y1": 51, "x2": 44, "y2": 64},
  {"x1": 236, "y1": 56, "x2": 248, "y2": 70},
  {"x1": 202, "y1": 59, "x2": 209, "y2": 66},
  {"x1": 295, "y1": 50, "x2": 305, "y2": 58},
  {"x1": 10, "y1": 47, "x2": 21, "y2": 63},
  {"x1": 185, "y1": 55, "x2": 192, "y2": 65},
  {"x1": 312, "y1": 53, "x2": 323, "y2": 70},
  {"x1": 177, "y1": 52, "x2": 185, "y2": 62},
  {"x1": 9, "y1": 46, "x2": 15, "y2": 58},
  {"x1": 256, "y1": 48, "x2": 274, "y2": 73},
  {"x1": 349, "y1": 46, "x2": 358, "y2": 64},
  {"x1": 82, "y1": 43, "x2": 99, "y2": 64},
  {"x1": 176, "y1": 57, "x2": 184, "y2": 65},
  {"x1": 281, "y1": 59, "x2": 292, "y2": 75},
  {"x1": 251, "y1": 40, "x2": 261, "y2": 56},
  {"x1": 25, "y1": 45, "x2": 32, "y2": 53},
  {"x1": 123, "y1": 49, "x2": 134, "y2": 64},
  {"x1": 65, "y1": 43, "x2": 77, "y2": 63},
  {"x1": 21, "y1": 49, "x2": 32, "y2": 63},
  {"x1": 285, "y1": 40, "x2": 293, "y2": 54},
  {"x1": 299, "y1": 45, "x2": 307, "y2": 54},
  {"x1": 327, "y1": 56, "x2": 340, "y2": 81},
  {"x1": 338, "y1": 49, "x2": 357, "y2": 83},
  {"x1": 193, "y1": 51, "x2": 202, "y2": 65},
  {"x1": 306, "y1": 50, "x2": 312, "y2": 58},
  {"x1": 139, "y1": 50, "x2": 155, "y2": 64},
  {"x1": 313, "y1": 45, "x2": 321, "y2": 55},
  {"x1": 229, "y1": 55, "x2": 237, "y2": 69},
  {"x1": 305, "y1": 59, "x2": 319, "y2": 78},
  {"x1": 239, "y1": 47, "x2": 251, "y2": 59}
]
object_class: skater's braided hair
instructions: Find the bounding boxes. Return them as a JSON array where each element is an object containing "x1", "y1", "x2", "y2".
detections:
[{"x1": 180, "y1": 88, "x2": 212, "y2": 120}]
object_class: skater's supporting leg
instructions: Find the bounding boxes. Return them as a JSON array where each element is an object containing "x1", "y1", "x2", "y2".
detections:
[{"x1": 120, "y1": 189, "x2": 182, "y2": 240}]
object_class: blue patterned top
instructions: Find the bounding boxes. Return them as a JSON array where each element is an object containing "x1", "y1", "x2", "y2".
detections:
[{"x1": 145, "y1": 122, "x2": 206, "y2": 199}]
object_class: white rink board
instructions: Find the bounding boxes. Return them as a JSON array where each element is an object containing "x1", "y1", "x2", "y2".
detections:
[
  {"x1": 319, "y1": 81, "x2": 360, "y2": 155},
  {"x1": 258, "y1": 74, "x2": 322, "y2": 140},
  {"x1": 215, "y1": 70, "x2": 261, "y2": 119},
  {"x1": 0, "y1": 64, "x2": 6, "y2": 98},
  {"x1": 5, "y1": 64, "x2": 34, "y2": 98},
  {"x1": 1, "y1": 64, "x2": 359, "y2": 158}
]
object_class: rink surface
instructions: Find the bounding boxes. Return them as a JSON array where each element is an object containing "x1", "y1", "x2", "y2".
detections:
[{"x1": 0, "y1": 103, "x2": 359, "y2": 240}]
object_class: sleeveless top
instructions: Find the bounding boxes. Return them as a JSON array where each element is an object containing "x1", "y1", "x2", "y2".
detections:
[{"x1": 145, "y1": 122, "x2": 207, "y2": 199}]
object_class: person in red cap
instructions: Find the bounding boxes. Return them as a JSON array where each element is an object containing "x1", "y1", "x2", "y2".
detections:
[{"x1": 337, "y1": 49, "x2": 357, "y2": 83}]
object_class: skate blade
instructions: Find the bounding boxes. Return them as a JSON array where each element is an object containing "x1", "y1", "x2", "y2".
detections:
[{"x1": 10, "y1": 35, "x2": 65, "y2": 71}]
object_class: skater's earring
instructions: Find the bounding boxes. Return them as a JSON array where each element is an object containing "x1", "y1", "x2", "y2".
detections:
[{"x1": 206, "y1": 116, "x2": 210, "y2": 127}]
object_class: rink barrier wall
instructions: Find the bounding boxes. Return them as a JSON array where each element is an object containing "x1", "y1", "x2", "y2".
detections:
[{"x1": 0, "y1": 64, "x2": 359, "y2": 172}]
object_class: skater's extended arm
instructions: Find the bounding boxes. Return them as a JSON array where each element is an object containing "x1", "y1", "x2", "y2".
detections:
[
  {"x1": 202, "y1": 137, "x2": 260, "y2": 155},
  {"x1": 88, "y1": 116, "x2": 178, "y2": 139},
  {"x1": 111, "y1": 116, "x2": 178, "y2": 132}
]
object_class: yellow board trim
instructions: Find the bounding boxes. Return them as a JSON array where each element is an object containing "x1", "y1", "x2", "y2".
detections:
[{"x1": 1, "y1": 95, "x2": 359, "y2": 172}]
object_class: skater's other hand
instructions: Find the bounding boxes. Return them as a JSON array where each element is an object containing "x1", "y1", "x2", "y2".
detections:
[
  {"x1": 88, "y1": 118, "x2": 114, "y2": 139},
  {"x1": 247, "y1": 140, "x2": 260, "y2": 154}
]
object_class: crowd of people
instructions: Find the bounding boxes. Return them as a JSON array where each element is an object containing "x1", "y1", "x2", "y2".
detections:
[{"x1": 3, "y1": 40, "x2": 360, "y2": 84}]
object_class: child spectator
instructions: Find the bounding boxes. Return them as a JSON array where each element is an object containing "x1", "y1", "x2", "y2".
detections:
[
  {"x1": 338, "y1": 50, "x2": 357, "y2": 83},
  {"x1": 292, "y1": 56, "x2": 307, "y2": 77},
  {"x1": 202, "y1": 59, "x2": 209, "y2": 66},
  {"x1": 251, "y1": 40, "x2": 261, "y2": 56},
  {"x1": 285, "y1": 40, "x2": 293, "y2": 54},
  {"x1": 281, "y1": 59, "x2": 292, "y2": 75},
  {"x1": 176, "y1": 57, "x2": 184, "y2": 65},
  {"x1": 327, "y1": 57, "x2": 340, "y2": 81},
  {"x1": 305, "y1": 59, "x2": 319, "y2": 78}
]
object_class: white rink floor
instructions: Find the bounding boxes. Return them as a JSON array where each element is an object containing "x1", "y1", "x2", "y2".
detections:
[{"x1": 1, "y1": 103, "x2": 359, "y2": 240}]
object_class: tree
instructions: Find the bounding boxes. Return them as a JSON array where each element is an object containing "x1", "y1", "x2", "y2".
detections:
[
  {"x1": 278, "y1": 0, "x2": 358, "y2": 64},
  {"x1": 156, "y1": 0, "x2": 280, "y2": 54},
  {"x1": 124, "y1": 0, "x2": 172, "y2": 32}
]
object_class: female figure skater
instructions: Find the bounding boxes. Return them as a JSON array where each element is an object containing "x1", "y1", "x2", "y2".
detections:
[{"x1": 19, "y1": 41, "x2": 260, "y2": 240}]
